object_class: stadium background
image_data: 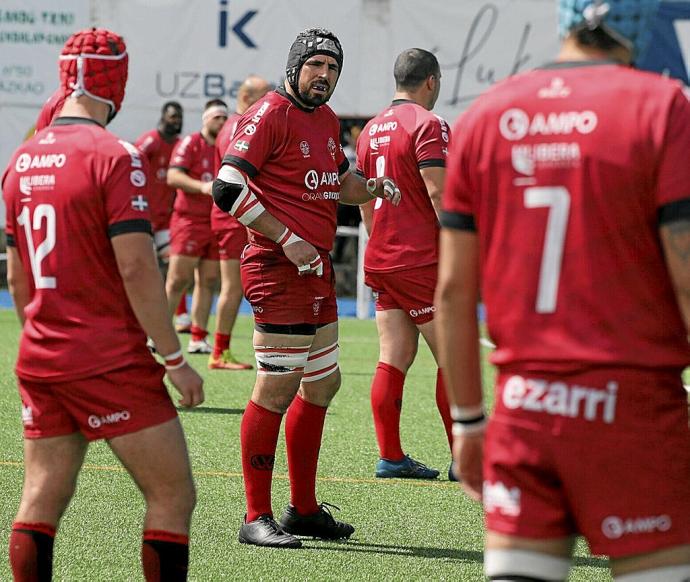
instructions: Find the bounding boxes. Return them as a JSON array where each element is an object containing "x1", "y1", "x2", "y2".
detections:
[{"x1": 2, "y1": 0, "x2": 690, "y2": 303}]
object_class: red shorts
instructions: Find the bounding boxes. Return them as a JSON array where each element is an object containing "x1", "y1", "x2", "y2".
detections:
[
  {"x1": 170, "y1": 214, "x2": 220, "y2": 260},
  {"x1": 18, "y1": 362, "x2": 177, "y2": 441},
  {"x1": 484, "y1": 368, "x2": 690, "y2": 558},
  {"x1": 215, "y1": 226, "x2": 247, "y2": 261},
  {"x1": 241, "y1": 244, "x2": 337, "y2": 327},
  {"x1": 365, "y1": 264, "x2": 437, "y2": 325}
]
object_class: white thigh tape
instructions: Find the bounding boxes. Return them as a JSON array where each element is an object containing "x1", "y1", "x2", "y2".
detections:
[
  {"x1": 301, "y1": 342, "x2": 339, "y2": 382},
  {"x1": 255, "y1": 345, "x2": 310, "y2": 375},
  {"x1": 484, "y1": 549, "x2": 571, "y2": 580}
]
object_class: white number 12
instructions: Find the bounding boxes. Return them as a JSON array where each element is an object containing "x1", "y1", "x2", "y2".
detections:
[
  {"x1": 17, "y1": 204, "x2": 57, "y2": 289},
  {"x1": 524, "y1": 187, "x2": 570, "y2": 314}
]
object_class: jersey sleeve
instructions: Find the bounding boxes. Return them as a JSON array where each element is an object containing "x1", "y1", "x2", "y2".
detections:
[
  {"x1": 657, "y1": 87, "x2": 690, "y2": 225},
  {"x1": 135, "y1": 131, "x2": 158, "y2": 156},
  {"x1": 440, "y1": 113, "x2": 476, "y2": 231},
  {"x1": 415, "y1": 114, "x2": 451, "y2": 169},
  {"x1": 355, "y1": 127, "x2": 368, "y2": 177},
  {"x1": 170, "y1": 134, "x2": 194, "y2": 171},
  {"x1": 222, "y1": 102, "x2": 283, "y2": 178},
  {"x1": 104, "y1": 143, "x2": 153, "y2": 238}
]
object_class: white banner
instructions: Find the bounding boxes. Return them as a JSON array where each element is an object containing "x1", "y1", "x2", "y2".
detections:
[{"x1": 0, "y1": 1, "x2": 562, "y2": 182}]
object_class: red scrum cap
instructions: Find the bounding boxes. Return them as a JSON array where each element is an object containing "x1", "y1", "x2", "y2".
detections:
[{"x1": 59, "y1": 28, "x2": 128, "y2": 122}]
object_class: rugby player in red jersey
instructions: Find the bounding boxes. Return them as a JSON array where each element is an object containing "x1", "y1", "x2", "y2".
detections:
[
  {"x1": 165, "y1": 100, "x2": 227, "y2": 354},
  {"x1": 2, "y1": 28, "x2": 204, "y2": 581},
  {"x1": 436, "y1": 1, "x2": 690, "y2": 580},
  {"x1": 357, "y1": 48, "x2": 453, "y2": 481},
  {"x1": 208, "y1": 76, "x2": 271, "y2": 371},
  {"x1": 212, "y1": 28, "x2": 401, "y2": 548},
  {"x1": 135, "y1": 101, "x2": 183, "y2": 264}
]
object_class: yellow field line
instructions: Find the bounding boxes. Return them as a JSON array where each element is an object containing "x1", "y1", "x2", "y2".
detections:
[{"x1": 0, "y1": 460, "x2": 458, "y2": 489}]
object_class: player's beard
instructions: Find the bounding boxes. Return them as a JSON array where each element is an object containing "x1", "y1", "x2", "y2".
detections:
[
  {"x1": 298, "y1": 81, "x2": 333, "y2": 107},
  {"x1": 161, "y1": 121, "x2": 181, "y2": 138}
]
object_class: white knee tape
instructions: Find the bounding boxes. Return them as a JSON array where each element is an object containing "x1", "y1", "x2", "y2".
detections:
[
  {"x1": 485, "y1": 549, "x2": 571, "y2": 581},
  {"x1": 255, "y1": 345, "x2": 310, "y2": 375},
  {"x1": 302, "y1": 342, "x2": 339, "y2": 382},
  {"x1": 615, "y1": 565, "x2": 690, "y2": 582}
]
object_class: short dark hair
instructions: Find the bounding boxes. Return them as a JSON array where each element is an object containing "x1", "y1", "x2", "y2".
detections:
[
  {"x1": 394, "y1": 48, "x2": 439, "y2": 91},
  {"x1": 161, "y1": 101, "x2": 182, "y2": 114},
  {"x1": 204, "y1": 98, "x2": 227, "y2": 110},
  {"x1": 572, "y1": 23, "x2": 625, "y2": 54}
]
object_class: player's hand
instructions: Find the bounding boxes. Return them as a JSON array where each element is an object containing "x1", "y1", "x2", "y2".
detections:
[
  {"x1": 367, "y1": 176, "x2": 402, "y2": 206},
  {"x1": 167, "y1": 363, "x2": 205, "y2": 407},
  {"x1": 283, "y1": 239, "x2": 324, "y2": 277},
  {"x1": 453, "y1": 432, "x2": 484, "y2": 502},
  {"x1": 200, "y1": 181, "x2": 213, "y2": 196}
]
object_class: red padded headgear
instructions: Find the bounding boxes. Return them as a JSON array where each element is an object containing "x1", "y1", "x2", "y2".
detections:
[{"x1": 59, "y1": 28, "x2": 128, "y2": 120}]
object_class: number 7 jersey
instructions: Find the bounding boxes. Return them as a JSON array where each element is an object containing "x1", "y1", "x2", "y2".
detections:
[
  {"x1": 2, "y1": 118, "x2": 157, "y2": 382},
  {"x1": 442, "y1": 62, "x2": 690, "y2": 372}
]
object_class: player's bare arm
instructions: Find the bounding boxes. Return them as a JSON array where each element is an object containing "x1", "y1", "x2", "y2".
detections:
[
  {"x1": 167, "y1": 166, "x2": 212, "y2": 195},
  {"x1": 212, "y1": 164, "x2": 324, "y2": 276},
  {"x1": 7, "y1": 247, "x2": 30, "y2": 326},
  {"x1": 338, "y1": 171, "x2": 402, "y2": 207},
  {"x1": 435, "y1": 228, "x2": 483, "y2": 500},
  {"x1": 420, "y1": 166, "x2": 445, "y2": 218},
  {"x1": 111, "y1": 232, "x2": 204, "y2": 407},
  {"x1": 661, "y1": 218, "x2": 690, "y2": 330}
]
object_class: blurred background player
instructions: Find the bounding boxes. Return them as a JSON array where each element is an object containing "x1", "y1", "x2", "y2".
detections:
[
  {"x1": 2, "y1": 28, "x2": 204, "y2": 582},
  {"x1": 358, "y1": 48, "x2": 453, "y2": 480},
  {"x1": 213, "y1": 27, "x2": 401, "y2": 548},
  {"x1": 209, "y1": 76, "x2": 271, "y2": 370},
  {"x1": 34, "y1": 88, "x2": 66, "y2": 134},
  {"x1": 166, "y1": 99, "x2": 228, "y2": 354},
  {"x1": 135, "y1": 101, "x2": 184, "y2": 265},
  {"x1": 437, "y1": 1, "x2": 690, "y2": 580}
]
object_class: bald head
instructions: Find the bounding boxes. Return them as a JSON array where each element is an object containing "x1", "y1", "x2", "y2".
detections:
[{"x1": 237, "y1": 75, "x2": 271, "y2": 114}]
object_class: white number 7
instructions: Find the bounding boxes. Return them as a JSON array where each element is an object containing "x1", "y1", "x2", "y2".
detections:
[{"x1": 524, "y1": 187, "x2": 570, "y2": 314}]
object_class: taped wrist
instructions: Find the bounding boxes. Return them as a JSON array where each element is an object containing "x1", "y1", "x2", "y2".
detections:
[
  {"x1": 212, "y1": 165, "x2": 265, "y2": 226},
  {"x1": 275, "y1": 227, "x2": 303, "y2": 247}
]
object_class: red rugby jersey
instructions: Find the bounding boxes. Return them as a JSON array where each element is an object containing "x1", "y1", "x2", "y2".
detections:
[
  {"x1": 2, "y1": 117, "x2": 158, "y2": 382},
  {"x1": 356, "y1": 100, "x2": 450, "y2": 272},
  {"x1": 221, "y1": 88, "x2": 349, "y2": 253},
  {"x1": 442, "y1": 62, "x2": 690, "y2": 372},
  {"x1": 169, "y1": 131, "x2": 215, "y2": 220},
  {"x1": 135, "y1": 128, "x2": 178, "y2": 232},
  {"x1": 211, "y1": 112, "x2": 245, "y2": 235},
  {"x1": 34, "y1": 89, "x2": 66, "y2": 133}
]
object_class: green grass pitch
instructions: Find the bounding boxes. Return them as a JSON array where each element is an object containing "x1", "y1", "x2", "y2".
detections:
[{"x1": 0, "y1": 309, "x2": 611, "y2": 580}]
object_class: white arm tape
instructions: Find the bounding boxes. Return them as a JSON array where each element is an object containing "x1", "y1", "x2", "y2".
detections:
[{"x1": 217, "y1": 165, "x2": 266, "y2": 226}]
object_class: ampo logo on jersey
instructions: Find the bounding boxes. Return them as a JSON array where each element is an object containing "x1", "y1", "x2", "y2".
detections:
[
  {"x1": 15, "y1": 153, "x2": 66, "y2": 173},
  {"x1": 499, "y1": 108, "x2": 598, "y2": 141}
]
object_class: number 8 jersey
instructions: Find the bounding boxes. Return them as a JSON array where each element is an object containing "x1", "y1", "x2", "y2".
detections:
[
  {"x1": 2, "y1": 118, "x2": 157, "y2": 382},
  {"x1": 442, "y1": 62, "x2": 690, "y2": 372}
]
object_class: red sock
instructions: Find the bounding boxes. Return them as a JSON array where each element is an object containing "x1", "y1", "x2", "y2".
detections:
[
  {"x1": 9, "y1": 522, "x2": 56, "y2": 582},
  {"x1": 435, "y1": 369, "x2": 453, "y2": 450},
  {"x1": 190, "y1": 325, "x2": 207, "y2": 343},
  {"x1": 241, "y1": 400, "x2": 283, "y2": 522},
  {"x1": 175, "y1": 295, "x2": 187, "y2": 316},
  {"x1": 285, "y1": 394, "x2": 327, "y2": 515},
  {"x1": 142, "y1": 530, "x2": 189, "y2": 582},
  {"x1": 212, "y1": 333, "x2": 230, "y2": 358},
  {"x1": 371, "y1": 362, "x2": 405, "y2": 461}
]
